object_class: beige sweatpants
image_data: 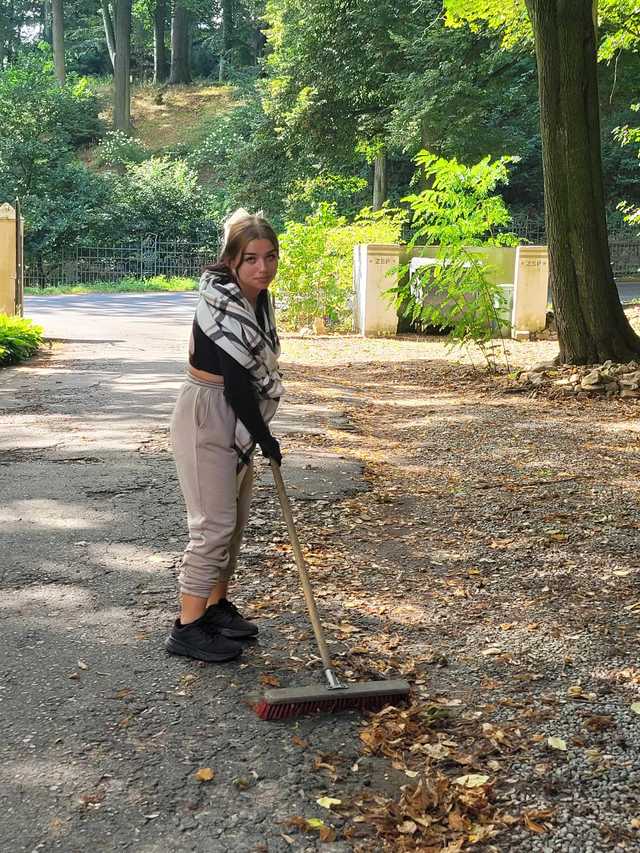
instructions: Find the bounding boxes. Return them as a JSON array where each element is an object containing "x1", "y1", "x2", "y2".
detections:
[{"x1": 170, "y1": 373, "x2": 253, "y2": 599}]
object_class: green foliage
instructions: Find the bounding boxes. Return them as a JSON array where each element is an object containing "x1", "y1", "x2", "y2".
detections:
[
  {"x1": 186, "y1": 90, "x2": 303, "y2": 229},
  {"x1": 393, "y1": 151, "x2": 519, "y2": 369},
  {"x1": 0, "y1": 315, "x2": 43, "y2": 366},
  {"x1": 285, "y1": 174, "x2": 369, "y2": 222},
  {"x1": 25, "y1": 276, "x2": 198, "y2": 295},
  {"x1": 113, "y1": 158, "x2": 209, "y2": 239},
  {"x1": 614, "y1": 104, "x2": 640, "y2": 228},
  {"x1": 0, "y1": 53, "x2": 108, "y2": 255},
  {"x1": 275, "y1": 202, "x2": 405, "y2": 330},
  {"x1": 95, "y1": 130, "x2": 148, "y2": 168},
  {"x1": 598, "y1": 0, "x2": 640, "y2": 61},
  {"x1": 263, "y1": 0, "x2": 401, "y2": 175}
]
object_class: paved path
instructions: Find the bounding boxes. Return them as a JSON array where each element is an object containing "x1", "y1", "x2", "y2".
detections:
[{"x1": 1, "y1": 294, "x2": 363, "y2": 853}]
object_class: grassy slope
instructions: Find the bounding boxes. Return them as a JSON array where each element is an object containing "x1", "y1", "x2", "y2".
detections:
[{"x1": 87, "y1": 80, "x2": 234, "y2": 159}]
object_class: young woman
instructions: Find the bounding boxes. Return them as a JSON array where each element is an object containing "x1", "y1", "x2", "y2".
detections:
[{"x1": 166, "y1": 209, "x2": 283, "y2": 663}]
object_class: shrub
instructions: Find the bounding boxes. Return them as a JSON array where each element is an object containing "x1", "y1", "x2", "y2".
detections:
[
  {"x1": 95, "y1": 130, "x2": 148, "y2": 169},
  {"x1": 112, "y1": 158, "x2": 212, "y2": 240},
  {"x1": 275, "y1": 202, "x2": 405, "y2": 330},
  {"x1": 0, "y1": 315, "x2": 43, "y2": 365},
  {"x1": 392, "y1": 151, "x2": 519, "y2": 370}
]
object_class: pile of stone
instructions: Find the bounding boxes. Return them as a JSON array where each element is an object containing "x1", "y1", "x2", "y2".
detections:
[{"x1": 519, "y1": 360, "x2": 640, "y2": 399}]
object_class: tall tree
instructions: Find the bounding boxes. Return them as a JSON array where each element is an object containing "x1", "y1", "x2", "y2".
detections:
[
  {"x1": 113, "y1": 0, "x2": 131, "y2": 130},
  {"x1": 218, "y1": 0, "x2": 233, "y2": 81},
  {"x1": 51, "y1": 0, "x2": 65, "y2": 84},
  {"x1": 101, "y1": 0, "x2": 117, "y2": 68},
  {"x1": 153, "y1": 0, "x2": 168, "y2": 82},
  {"x1": 446, "y1": 0, "x2": 640, "y2": 363},
  {"x1": 169, "y1": 0, "x2": 191, "y2": 83},
  {"x1": 264, "y1": 0, "x2": 403, "y2": 208}
]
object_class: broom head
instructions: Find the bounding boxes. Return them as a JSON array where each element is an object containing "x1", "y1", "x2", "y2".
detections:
[{"x1": 255, "y1": 678, "x2": 411, "y2": 720}]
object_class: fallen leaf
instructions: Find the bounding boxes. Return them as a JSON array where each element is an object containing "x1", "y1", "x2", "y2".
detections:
[
  {"x1": 631, "y1": 702, "x2": 640, "y2": 715},
  {"x1": 291, "y1": 735, "x2": 308, "y2": 748},
  {"x1": 113, "y1": 688, "x2": 132, "y2": 700},
  {"x1": 260, "y1": 674, "x2": 281, "y2": 687},
  {"x1": 316, "y1": 797, "x2": 342, "y2": 809},
  {"x1": 454, "y1": 774, "x2": 489, "y2": 788},
  {"x1": 524, "y1": 813, "x2": 546, "y2": 833},
  {"x1": 547, "y1": 736, "x2": 567, "y2": 751},
  {"x1": 194, "y1": 767, "x2": 215, "y2": 782},
  {"x1": 398, "y1": 820, "x2": 417, "y2": 834}
]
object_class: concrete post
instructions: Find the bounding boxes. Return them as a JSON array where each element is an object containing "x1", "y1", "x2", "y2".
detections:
[
  {"x1": 0, "y1": 203, "x2": 17, "y2": 315},
  {"x1": 511, "y1": 245, "x2": 549, "y2": 340},
  {"x1": 353, "y1": 243, "x2": 403, "y2": 336}
]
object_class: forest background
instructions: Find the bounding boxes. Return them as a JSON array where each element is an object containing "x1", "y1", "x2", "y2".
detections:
[{"x1": 0, "y1": 0, "x2": 639, "y2": 301}]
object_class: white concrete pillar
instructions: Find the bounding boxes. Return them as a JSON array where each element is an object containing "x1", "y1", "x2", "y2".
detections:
[
  {"x1": 512, "y1": 245, "x2": 549, "y2": 340},
  {"x1": 353, "y1": 243, "x2": 402, "y2": 336}
]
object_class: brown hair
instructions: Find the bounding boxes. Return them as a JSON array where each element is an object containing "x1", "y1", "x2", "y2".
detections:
[{"x1": 204, "y1": 208, "x2": 279, "y2": 274}]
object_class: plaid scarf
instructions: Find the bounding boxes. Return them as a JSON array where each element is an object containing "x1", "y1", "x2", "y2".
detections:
[{"x1": 196, "y1": 269, "x2": 283, "y2": 467}]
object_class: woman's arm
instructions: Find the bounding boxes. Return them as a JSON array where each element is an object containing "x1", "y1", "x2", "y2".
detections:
[{"x1": 218, "y1": 347, "x2": 281, "y2": 463}]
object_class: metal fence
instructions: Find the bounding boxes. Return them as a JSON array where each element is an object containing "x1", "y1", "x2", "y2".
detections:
[
  {"x1": 508, "y1": 217, "x2": 640, "y2": 277},
  {"x1": 25, "y1": 235, "x2": 220, "y2": 288},
  {"x1": 25, "y1": 221, "x2": 640, "y2": 288}
]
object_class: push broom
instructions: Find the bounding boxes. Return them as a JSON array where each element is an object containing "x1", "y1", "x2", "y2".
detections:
[{"x1": 255, "y1": 460, "x2": 411, "y2": 721}]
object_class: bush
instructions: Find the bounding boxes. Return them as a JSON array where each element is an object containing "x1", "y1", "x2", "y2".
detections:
[
  {"x1": 393, "y1": 151, "x2": 519, "y2": 370},
  {"x1": 0, "y1": 315, "x2": 43, "y2": 365},
  {"x1": 113, "y1": 158, "x2": 212, "y2": 240},
  {"x1": 95, "y1": 130, "x2": 148, "y2": 169},
  {"x1": 186, "y1": 90, "x2": 301, "y2": 229},
  {"x1": 275, "y1": 202, "x2": 405, "y2": 330},
  {"x1": 0, "y1": 51, "x2": 107, "y2": 257}
]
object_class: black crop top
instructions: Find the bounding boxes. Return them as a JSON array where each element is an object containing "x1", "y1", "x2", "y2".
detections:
[{"x1": 188, "y1": 292, "x2": 272, "y2": 446}]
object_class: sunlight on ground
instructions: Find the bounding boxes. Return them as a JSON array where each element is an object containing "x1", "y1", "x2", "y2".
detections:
[
  {"x1": 0, "y1": 584, "x2": 93, "y2": 612},
  {"x1": 280, "y1": 333, "x2": 559, "y2": 370},
  {"x1": 0, "y1": 760, "x2": 79, "y2": 786},
  {"x1": 0, "y1": 501, "x2": 105, "y2": 530},
  {"x1": 95, "y1": 83, "x2": 234, "y2": 151}
]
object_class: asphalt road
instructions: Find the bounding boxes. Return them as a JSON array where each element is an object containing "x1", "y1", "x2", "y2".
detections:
[{"x1": 2, "y1": 293, "x2": 364, "y2": 853}]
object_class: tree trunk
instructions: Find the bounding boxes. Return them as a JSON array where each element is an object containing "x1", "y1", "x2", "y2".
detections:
[
  {"x1": 525, "y1": 0, "x2": 640, "y2": 364},
  {"x1": 218, "y1": 0, "x2": 233, "y2": 81},
  {"x1": 101, "y1": 0, "x2": 116, "y2": 69},
  {"x1": 169, "y1": 2, "x2": 191, "y2": 84},
  {"x1": 153, "y1": 0, "x2": 168, "y2": 83},
  {"x1": 372, "y1": 152, "x2": 387, "y2": 210},
  {"x1": 42, "y1": 0, "x2": 52, "y2": 45},
  {"x1": 113, "y1": 0, "x2": 131, "y2": 132},
  {"x1": 51, "y1": 0, "x2": 65, "y2": 85}
]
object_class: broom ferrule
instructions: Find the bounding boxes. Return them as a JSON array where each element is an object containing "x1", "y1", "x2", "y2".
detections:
[{"x1": 324, "y1": 668, "x2": 346, "y2": 690}]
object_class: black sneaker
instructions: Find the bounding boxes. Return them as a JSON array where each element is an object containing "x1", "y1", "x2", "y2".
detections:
[
  {"x1": 203, "y1": 598, "x2": 259, "y2": 639},
  {"x1": 165, "y1": 615, "x2": 243, "y2": 663}
]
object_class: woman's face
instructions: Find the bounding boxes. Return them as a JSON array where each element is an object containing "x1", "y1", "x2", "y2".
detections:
[{"x1": 230, "y1": 238, "x2": 279, "y2": 300}]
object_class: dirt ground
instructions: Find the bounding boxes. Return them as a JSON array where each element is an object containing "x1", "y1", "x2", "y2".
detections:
[{"x1": 274, "y1": 326, "x2": 640, "y2": 851}]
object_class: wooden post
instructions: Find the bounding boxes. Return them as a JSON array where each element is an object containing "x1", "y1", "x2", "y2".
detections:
[{"x1": 0, "y1": 203, "x2": 18, "y2": 315}]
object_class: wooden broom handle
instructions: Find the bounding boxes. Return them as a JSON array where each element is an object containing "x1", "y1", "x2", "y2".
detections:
[{"x1": 269, "y1": 460, "x2": 334, "y2": 672}]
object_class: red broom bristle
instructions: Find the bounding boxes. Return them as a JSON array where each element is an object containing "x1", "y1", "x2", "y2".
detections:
[{"x1": 255, "y1": 693, "x2": 402, "y2": 721}]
